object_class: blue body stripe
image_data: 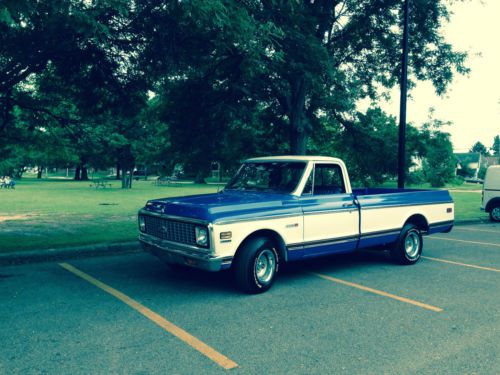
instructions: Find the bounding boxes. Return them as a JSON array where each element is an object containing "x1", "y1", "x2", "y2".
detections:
[
  {"x1": 286, "y1": 232, "x2": 400, "y2": 261},
  {"x1": 287, "y1": 240, "x2": 359, "y2": 261},
  {"x1": 428, "y1": 223, "x2": 453, "y2": 235},
  {"x1": 357, "y1": 233, "x2": 400, "y2": 249},
  {"x1": 141, "y1": 188, "x2": 454, "y2": 263}
]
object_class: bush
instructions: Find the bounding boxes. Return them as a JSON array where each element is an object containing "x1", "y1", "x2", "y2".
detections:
[
  {"x1": 450, "y1": 176, "x2": 464, "y2": 185},
  {"x1": 427, "y1": 172, "x2": 447, "y2": 187},
  {"x1": 406, "y1": 170, "x2": 426, "y2": 185}
]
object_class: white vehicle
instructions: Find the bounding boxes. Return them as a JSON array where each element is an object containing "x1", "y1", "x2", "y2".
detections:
[{"x1": 481, "y1": 165, "x2": 500, "y2": 222}]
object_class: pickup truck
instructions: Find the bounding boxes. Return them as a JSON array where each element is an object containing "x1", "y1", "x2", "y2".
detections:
[{"x1": 138, "y1": 156, "x2": 454, "y2": 293}]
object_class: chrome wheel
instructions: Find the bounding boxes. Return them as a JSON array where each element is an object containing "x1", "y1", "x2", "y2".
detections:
[
  {"x1": 255, "y1": 249, "x2": 276, "y2": 284},
  {"x1": 390, "y1": 224, "x2": 422, "y2": 265},
  {"x1": 491, "y1": 207, "x2": 500, "y2": 222},
  {"x1": 234, "y1": 237, "x2": 279, "y2": 294},
  {"x1": 404, "y1": 231, "x2": 420, "y2": 259}
]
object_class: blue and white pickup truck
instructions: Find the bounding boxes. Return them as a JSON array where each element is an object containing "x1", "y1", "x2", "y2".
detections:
[{"x1": 138, "y1": 156, "x2": 454, "y2": 293}]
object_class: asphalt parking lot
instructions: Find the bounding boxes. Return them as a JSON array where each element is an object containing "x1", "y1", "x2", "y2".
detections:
[{"x1": 1, "y1": 223, "x2": 499, "y2": 374}]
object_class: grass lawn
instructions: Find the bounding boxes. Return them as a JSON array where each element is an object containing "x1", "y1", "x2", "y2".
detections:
[
  {"x1": 0, "y1": 178, "x2": 220, "y2": 253},
  {"x1": 0, "y1": 178, "x2": 489, "y2": 253}
]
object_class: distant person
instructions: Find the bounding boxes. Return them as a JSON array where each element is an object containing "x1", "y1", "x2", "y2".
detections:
[
  {"x1": 8, "y1": 177, "x2": 15, "y2": 189},
  {"x1": 0, "y1": 176, "x2": 5, "y2": 189}
]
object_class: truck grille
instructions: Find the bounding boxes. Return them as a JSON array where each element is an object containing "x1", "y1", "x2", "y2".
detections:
[{"x1": 142, "y1": 215, "x2": 198, "y2": 246}]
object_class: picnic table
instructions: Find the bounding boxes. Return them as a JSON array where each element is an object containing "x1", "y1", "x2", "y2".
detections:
[
  {"x1": 155, "y1": 175, "x2": 179, "y2": 186},
  {"x1": 90, "y1": 179, "x2": 112, "y2": 189}
]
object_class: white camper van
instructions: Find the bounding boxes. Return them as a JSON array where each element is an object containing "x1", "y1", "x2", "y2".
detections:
[{"x1": 482, "y1": 165, "x2": 500, "y2": 222}]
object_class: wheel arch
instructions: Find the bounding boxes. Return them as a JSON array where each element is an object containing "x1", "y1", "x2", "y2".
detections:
[
  {"x1": 404, "y1": 214, "x2": 429, "y2": 233},
  {"x1": 235, "y1": 229, "x2": 288, "y2": 263},
  {"x1": 485, "y1": 198, "x2": 500, "y2": 213}
]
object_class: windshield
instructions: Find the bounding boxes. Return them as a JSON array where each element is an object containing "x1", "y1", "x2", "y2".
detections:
[{"x1": 225, "y1": 162, "x2": 306, "y2": 193}]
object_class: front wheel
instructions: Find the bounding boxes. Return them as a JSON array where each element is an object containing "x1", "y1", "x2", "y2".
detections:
[
  {"x1": 233, "y1": 237, "x2": 279, "y2": 294},
  {"x1": 490, "y1": 204, "x2": 500, "y2": 222},
  {"x1": 390, "y1": 224, "x2": 423, "y2": 265}
]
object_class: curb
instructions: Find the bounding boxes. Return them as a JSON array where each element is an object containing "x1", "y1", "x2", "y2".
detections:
[
  {"x1": 0, "y1": 241, "x2": 141, "y2": 266},
  {"x1": 454, "y1": 218, "x2": 491, "y2": 226}
]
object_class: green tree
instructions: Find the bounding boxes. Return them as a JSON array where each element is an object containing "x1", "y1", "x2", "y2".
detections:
[
  {"x1": 421, "y1": 120, "x2": 456, "y2": 187},
  {"x1": 308, "y1": 107, "x2": 428, "y2": 185},
  {"x1": 470, "y1": 141, "x2": 488, "y2": 156},
  {"x1": 0, "y1": 0, "x2": 135, "y2": 133},
  {"x1": 491, "y1": 135, "x2": 500, "y2": 156},
  {"x1": 1, "y1": 0, "x2": 470, "y2": 184},
  {"x1": 133, "y1": 0, "x2": 283, "y2": 180},
  {"x1": 251, "y1": 0, "x2": 468, "y2": 154},
  {"x1": 133, "y1": 0, "x2": 468, "y2": 179}
]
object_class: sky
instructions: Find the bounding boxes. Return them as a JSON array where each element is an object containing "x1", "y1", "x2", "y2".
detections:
[{"x1": 375, "y1": 0, "x2": 500, "y2": 152}]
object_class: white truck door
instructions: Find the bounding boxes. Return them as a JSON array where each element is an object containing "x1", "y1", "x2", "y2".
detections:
[{"x1": 296, "y1": 163, "x2": 359, "y2": 256}]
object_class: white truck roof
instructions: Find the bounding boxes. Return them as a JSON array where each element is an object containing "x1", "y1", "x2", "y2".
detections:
[{"x1": 246, "y1": 155, "x2": 343, "y2": 163}]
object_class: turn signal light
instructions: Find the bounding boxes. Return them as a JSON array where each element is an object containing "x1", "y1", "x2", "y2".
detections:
[{"x1": 220, "y1": 231, "x2": 232, "y2": 240}]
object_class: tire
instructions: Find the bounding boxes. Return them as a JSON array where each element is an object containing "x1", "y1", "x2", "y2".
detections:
[
  {"x1": 390, "y1": 224, "x2": 423, "y2": 265},
  {"x1": 489, "y1": 204, "x2": 500, "y2": 222},
  {"x1": 233, "y1": 236, "x2": 279, "y2": 294}
]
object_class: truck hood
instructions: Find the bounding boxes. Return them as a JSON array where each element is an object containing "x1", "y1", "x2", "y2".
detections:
[{"x1": 142, "y1": 190, "x2": 301, "y2": 223}]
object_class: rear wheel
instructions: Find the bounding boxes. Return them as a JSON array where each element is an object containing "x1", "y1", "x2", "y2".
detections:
[
  {"x1": 490, "y1": 204, "x2": 500, "y2": 222},
  {"x1": 233, "y1": 237, "x2": 279, "y2": 294},
  {"x1": 390, "y1": 224, "x2": 423, "y2": 265}
]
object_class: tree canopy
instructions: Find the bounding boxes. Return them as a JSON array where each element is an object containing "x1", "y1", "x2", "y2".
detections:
[{"x1": 0, "y1": 0, "x2": 468, "y2": 187}]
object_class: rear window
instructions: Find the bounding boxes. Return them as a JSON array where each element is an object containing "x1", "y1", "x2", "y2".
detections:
[{"x1": 303, "y1": 164, "x2": 346, "y2": 195}]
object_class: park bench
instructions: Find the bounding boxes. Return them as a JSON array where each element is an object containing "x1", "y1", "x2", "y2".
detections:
[
  {"x1": 0, "y1": 180, "x2": 15, "y2": 189},
  {"x1": 90, "y1": 179, "x2": 112, "y2": 189}
]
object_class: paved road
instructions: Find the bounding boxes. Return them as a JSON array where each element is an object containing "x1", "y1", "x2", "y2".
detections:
[{"x1": 1, "y1": 223, "x2": 499, "y2": 374}]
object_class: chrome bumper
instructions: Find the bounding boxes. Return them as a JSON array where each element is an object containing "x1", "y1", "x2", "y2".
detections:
[{"x1": 139, "y1": 233, "x2": 232, "y2": 272}]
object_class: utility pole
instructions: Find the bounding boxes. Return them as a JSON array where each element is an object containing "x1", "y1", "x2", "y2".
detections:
[{"x1": 398, "y1": 0, "x2": 410, "y2": 188}]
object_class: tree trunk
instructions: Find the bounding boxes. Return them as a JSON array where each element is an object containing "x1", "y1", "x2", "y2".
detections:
[
  {"x1": 289, "y1": 76, "x2": 307, "y2": 155},
  {"x1": 74, "y1": 165, "x2": 81, "y2": 180},
  {"x1": 81, "y1": 166, "x2": 89, "y2": 181},
  {"x1": 0, "y1": 88, "x2": 13, "y2": 134},
  {"x1": 116, "y1": 162, "x2": 121, "y2": 180},
  {"x1": 118, "y1": 145, "x2": 135, "y2": 188},
  {"x1": 290, "y1": 124, "x2": 307, "y2": 155},
  {"x1": 195, "y1": 171, "x2": 205, "y2": 184},
  {"x1": 37, "y1": 166, "x2": 43, "y2": 179}
]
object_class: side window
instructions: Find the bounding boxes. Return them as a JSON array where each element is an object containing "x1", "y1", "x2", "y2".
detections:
[{"x1": 313, "y1": 164, "x2": 345, "y2": 195}]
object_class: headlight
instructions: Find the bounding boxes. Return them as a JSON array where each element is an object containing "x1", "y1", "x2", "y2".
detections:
[
  {"x1": 138, "y1": 215, "x2": 146, "y2": 232},
  {"x1": 195, "y1": 226, "x2": 208, "y2": 247}
]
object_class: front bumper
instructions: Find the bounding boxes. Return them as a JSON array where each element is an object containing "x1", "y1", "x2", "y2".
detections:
[{"x1": 139, "y1": 233, "x2": 232, "y2": 272}]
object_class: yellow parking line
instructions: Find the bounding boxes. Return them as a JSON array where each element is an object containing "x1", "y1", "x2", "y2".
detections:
[
  {"x1": 311, "y1": 272, "x2": 443, "y2": 312},
  {"x1": 59, "y1": 263, "x2": 238, "y2": 370},
  {"x1": 428, "y1": 237, "x2": 500, "y2": 248},
  {"x1": 422, "y1": 256, "x2": 500, "y2": 273}
]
